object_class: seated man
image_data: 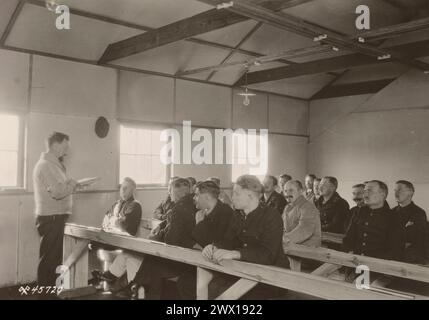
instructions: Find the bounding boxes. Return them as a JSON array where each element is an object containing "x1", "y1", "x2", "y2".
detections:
[
  {"x1": 282, "y1": 180, "x2": 321, "y2": 270},
  {"x1": 392, "y1": 180, "x2": 428, "y2": 264},
  {"x1": 278, "y1": 173, "x2": 292, "y2": 194},
  {"x1": 313, "y1": 178, "x2": 321, "y2": 203},
  {"x1": 172, "y1": 180, "x2": 235, "y2": 299},
  {"x1": 343, "y1": 180, "x2": 397, "y2": 260},
  {"x1": 192, "y1": 180, "x2": 234, "y2": 249},
  {"x1": 347, "y1": 184, "x2": 366, "y2": 232},
  {"x1": 304, "y1": 174, "x2": 317, "y2": 201},
  {"x1": 131, "y1": 178, "x2": 198, "y2": 299},
  {"x1": 93, "y1": 177, "x2": 142, "y2": 284},
  {"x1": 315, "y1": 176, "x2": 350, "y2": 234},
  {"x1": 202, "y1": 175, "x2": 284, "y2": 299},
  {"x1": 186, "y1": 176, "x2": 197, "y2": 194},
  {"x1": 261, "y1": 175, "x2": 287, "y2": 215},
  {"x1": 207, "y1": 177, "x2": 233, "y2": 207},
  {"x1": 153, "y1": 176, "x2": 179, "y2": 221}
]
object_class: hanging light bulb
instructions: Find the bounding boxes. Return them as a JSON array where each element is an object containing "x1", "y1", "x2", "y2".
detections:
[
  {"x1": 237, "y1": 69, "x2": 256, "y2": 106},
  {"x1": 243, "y1": 92, "x2": 251, "y2": 106}
]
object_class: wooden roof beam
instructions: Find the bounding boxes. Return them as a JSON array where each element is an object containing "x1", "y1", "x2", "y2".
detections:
[
  {"x1": 235, "y1": 39, "x2": 429, "y2": 85},
  {"x1": 99, "y1": 0, "x2": 316, "y2": 63}
]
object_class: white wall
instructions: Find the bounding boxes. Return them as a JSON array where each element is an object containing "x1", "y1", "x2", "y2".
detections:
[
  {"x1": 308, "y1": 70, "x2": 429, "y2": 218},
  {"x1": 0, "y1": 48, "x2": 309, "y2": 287}
]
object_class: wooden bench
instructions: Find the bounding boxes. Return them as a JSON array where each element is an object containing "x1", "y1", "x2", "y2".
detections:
[
  {"x1": 322, "y1": 232, "x2": 345, "y2": 245},
  {"x1": 61, "y1": 223, "x2": 429, "y2": 300}
]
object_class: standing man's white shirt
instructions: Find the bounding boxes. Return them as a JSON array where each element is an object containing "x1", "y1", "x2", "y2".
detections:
[{"x1": 33, "y1": 152, "x2": 76, "y2": 216}]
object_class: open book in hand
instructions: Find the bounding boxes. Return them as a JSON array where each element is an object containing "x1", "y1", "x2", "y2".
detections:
[{"x1": 77, "y1": 177, "x2": 101, "y2": 186}]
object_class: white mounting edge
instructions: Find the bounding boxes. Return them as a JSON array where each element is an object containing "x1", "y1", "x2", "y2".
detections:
[{"x1": 217, "y1": 1, "x2": 234, "y2": 9}]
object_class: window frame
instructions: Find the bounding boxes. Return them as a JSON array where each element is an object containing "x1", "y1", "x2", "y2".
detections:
[
  {"x1": 0, "y1": 110, "x2": 26, "y2": 191},
  {"x1": 118, "y1": 121, "x2": 172, "y2": 189}
]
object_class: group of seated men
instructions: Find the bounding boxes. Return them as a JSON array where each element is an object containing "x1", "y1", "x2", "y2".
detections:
[{"x1": 93, "y1": 173, "x2": 429, "y2": 299}]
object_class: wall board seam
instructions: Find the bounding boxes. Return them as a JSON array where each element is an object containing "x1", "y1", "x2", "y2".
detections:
[{"x1": 352, "y1": 105, "x2": 429, "y2": 114}]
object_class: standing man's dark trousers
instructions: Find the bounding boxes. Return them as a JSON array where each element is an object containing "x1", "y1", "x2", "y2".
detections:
[{"x1": 36, "y1": 214, "x2": 68, "y2": 286}]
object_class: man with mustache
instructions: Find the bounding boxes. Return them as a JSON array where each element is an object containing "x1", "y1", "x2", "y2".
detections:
[{"x1": 282, "y1": 180, "x2": 321, "y2": 270}]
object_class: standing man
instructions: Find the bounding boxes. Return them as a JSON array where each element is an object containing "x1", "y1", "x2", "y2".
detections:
[
  {"x1": 392, "y1": 180, "x2": 428, "y2": 264},
  {"x1": 261, "y1": 175, "x2": 287, "y2": 215},
  {"x1": 33, "y1": 132, "x2": 79, "y2": 287},
  {"x1": 315, "y1": 176, "x2": 350, "y2": 234}
]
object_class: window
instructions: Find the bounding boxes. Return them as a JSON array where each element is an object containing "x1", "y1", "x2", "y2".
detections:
[
  {"x1": 0, "y1": 113, "x2": 24, "y2": 188},
  {"x1": 231, "y1": 131, "x2": 268, "y2": 182},
  {"x1": 119, "y1": 124, "x2": 170, "y2": 186}
]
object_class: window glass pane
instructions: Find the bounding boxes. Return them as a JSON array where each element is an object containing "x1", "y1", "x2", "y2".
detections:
[
  {"x1": 0, "y1": 151, "x2": 18, "y2": 187},
  {"x1": 120, "y1": 126, "x2": 137, "y2": 155},
  {"x1": 135, "y1": 155, "x2": 151, "y2": 184},
  {"x1": 0, "y1": 113, "x2": 20, "y2": 187},
  {"x1": 151, "y1": 130, "x2": 163, "y2": 155},
  {"x1": 119, "y1": 154, "x2": 136, "y2": 182},
  {"x1": 119, "y1": 124, "x2": 169, "y2": 185},
  {"x1": 0, "y1": 114, "x2": 19, "y2": 151},
  {"x1": 150, "y1": 155, "x2": 166, "y2": 184},
  {"x1": 136, "y1": 129, "x2": 151, "y2": 155}
]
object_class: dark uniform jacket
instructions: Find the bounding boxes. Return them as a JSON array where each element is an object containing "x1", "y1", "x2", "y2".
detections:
[
  {"x1": 103, "y1": 197, "x2": 142, "y2": 236},
  {"x1": 391, "y1": 202, "x2": 428, "y2": 264},
  {"x1": 315, "y1": 192, "x2": 350, "y2": 233},
  {"x1": 261, "y1": 191, "x2": 287, "y2": 215},
  {"x1": 343, "y1": 202, "x2": 397, "y2": 259},
  {"x1": 153, "y1": 194, "x2": 198, "y2": 249},
  {"x1": 347, "y1": 205, "x2": 363, "y2": 233},
  {"x1": 153, "y1": 195, "x2": 175, "y2": 221},
  {"x1": 215, "y1": 204, "x2": 284, "y2": 266},
  {"x1": 192, "y1": 200, "x2": 234, "y2": 248}
]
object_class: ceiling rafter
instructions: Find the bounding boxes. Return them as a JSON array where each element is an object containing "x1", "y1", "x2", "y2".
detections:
[
  {"x1": 98, "y1": 0, "x2": 317, "y2": 63},
  {"x1": 205, "y1": 21, "x2": 263, "y2": 81},
  {"x1": 234, "y1": 39, "x2": 429, "y2": 86},
  {"x1": 1, "y1": 0, "x2": 25, "y2": 45},
  {"x1": 179, "y1": 9, "x2": 429, "y2": 77}
]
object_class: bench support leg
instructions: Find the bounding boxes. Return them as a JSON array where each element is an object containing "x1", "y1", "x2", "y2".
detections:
[{"x1": 197, "y1": 267, "x2": 213, "y2": 300}]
